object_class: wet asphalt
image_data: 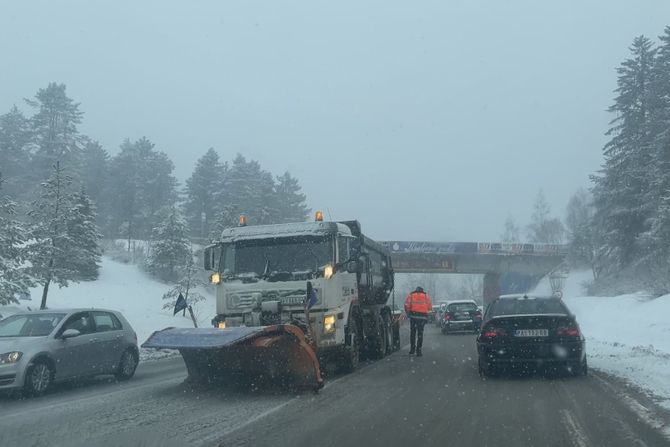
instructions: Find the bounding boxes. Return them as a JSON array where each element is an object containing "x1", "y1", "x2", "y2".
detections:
[{"x1": 1, "y1": 324, "x2": 668, "y2": 447}]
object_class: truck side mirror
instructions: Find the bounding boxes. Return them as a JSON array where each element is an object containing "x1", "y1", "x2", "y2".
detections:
[{"x1": 204, "y1": 247, "x2": 212, "y2": 271}]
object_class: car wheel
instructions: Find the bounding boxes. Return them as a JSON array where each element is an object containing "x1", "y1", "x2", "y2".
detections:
[
  {"x1": 570, "y1": 358, "x2": 587, "y2": 377},
  {"x1": 24, "y1": 360, "x2": 53, "y2": 396},
  {"x1": 115, "y1": 349, "x2": 138, "y2": 381},
  {"x1": 478, "y1": 357, "x2": 496, "y2": 378}
]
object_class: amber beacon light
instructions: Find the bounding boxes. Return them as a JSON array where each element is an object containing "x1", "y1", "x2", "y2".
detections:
[{"x1": 315, "y1": 211, "x2": 324, "y2": 222}]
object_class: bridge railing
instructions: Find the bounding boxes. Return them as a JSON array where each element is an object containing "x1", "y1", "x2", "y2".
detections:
[{"x1": 380, "y1": 241, "x2": 568, "y2": 256}]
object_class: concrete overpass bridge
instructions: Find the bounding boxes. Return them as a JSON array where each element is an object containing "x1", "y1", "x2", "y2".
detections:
[{"x1": 380, "y1": 241, "x2": 567, "y2": 306}]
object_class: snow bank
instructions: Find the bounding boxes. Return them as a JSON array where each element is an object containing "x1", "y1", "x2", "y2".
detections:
[
  {"x1": 0, "y1": 256, "x2": 216, "y2": 360},
  {"x1": 535, "y1": 270, "x2": 670, "y2": 409}
]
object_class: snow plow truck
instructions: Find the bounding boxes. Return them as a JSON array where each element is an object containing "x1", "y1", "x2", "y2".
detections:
[{"x1": 142, "y1": 213, "x2": 400, "y2": 391}]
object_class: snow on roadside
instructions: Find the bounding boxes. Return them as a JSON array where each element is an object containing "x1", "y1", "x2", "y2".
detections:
[
  {"x1": 0, "y1": 256, "x2": 216, "y2": 361},
  {"x1": 535, "y1": 270, "x2": 670, "y2": 410}
]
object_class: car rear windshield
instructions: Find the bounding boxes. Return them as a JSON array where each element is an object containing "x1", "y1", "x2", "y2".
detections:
[
  {"x1": 487, "y1": 299, "x2": 568, "y2": 317},
  {"x1": 448, "y1": 303, "x2": 478, "y2": 312},
  {"x1": 0, "y1": 313, "x2": 67, "y2": 337}
]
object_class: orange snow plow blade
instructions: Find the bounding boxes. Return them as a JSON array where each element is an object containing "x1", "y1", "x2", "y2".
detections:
[{"x1": 142, "y1": 324, "x2": 323, "y2": 391}]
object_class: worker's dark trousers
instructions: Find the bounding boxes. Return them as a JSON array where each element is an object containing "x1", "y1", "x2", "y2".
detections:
[{"x1": 410, "y1": 317, "x2": 427, "y2": 351}]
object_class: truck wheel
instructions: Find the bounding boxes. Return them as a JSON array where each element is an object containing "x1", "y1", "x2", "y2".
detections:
[
  {"x1": 382, "y1": 313, "x2": 392, "y2": 355},
  {"x1": 369, "y1": 315, "x2": 387, "y2": 360},
  {"x1": 340, "y1": 320, "x2": 360, "y2": 373},
  {"x1": 392, "y1": 321, "x2": 401, "y2": 351}
]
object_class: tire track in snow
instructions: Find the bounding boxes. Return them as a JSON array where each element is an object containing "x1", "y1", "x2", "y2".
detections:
[
  {"x1": 559, "y1": 409, "x2": 590, "y2": 447},
  {"x1": 591, "y1": 372, "x2": 670, "y2": 442}
]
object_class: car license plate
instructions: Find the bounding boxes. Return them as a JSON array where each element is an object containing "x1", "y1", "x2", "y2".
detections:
[{"x1": 514, "y1": 329, "x2": 548, "y2": 337}]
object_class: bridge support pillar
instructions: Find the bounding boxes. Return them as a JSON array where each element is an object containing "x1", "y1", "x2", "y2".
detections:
[{"x1": 483, "y1": 272, "x2": 501, "y2": 308}]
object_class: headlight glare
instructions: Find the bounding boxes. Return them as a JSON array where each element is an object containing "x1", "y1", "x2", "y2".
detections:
[
  {"x1": 323, "y1": 315, "x2": 336, "y2": 334},
  {"x1": 210, "y1": 272, "x2": 221, "y2": 285}
]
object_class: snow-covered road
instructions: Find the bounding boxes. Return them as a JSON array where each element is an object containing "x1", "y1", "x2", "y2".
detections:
[{"x1": 0, "y1": 356, "x2": 301, "y2": 447}]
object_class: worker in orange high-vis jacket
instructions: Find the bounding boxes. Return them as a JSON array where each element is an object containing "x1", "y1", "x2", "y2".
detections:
[{"x1": 404, "y1": 286, "x2": 433, "y2": 356}]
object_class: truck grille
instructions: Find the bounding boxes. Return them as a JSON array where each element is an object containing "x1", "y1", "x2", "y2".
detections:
[{"x1": 227, "y1": 289, "x2": 315, "y2": 309}]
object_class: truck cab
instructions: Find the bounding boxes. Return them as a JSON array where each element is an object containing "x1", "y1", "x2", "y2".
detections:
[{"x1": 204, "y1": 219, "x2": 395, "y2": 356}]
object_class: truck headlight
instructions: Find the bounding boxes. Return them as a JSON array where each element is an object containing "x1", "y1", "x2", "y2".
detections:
[
  {"x1": 323, "y1": 315, "x2": 336, "y2": 334},
  {"x1": 0, "y1": 351, "x2": 22, "y2": 364},
  {"x1": 209, "y1": 272, "x2": 221, "y2": 285}
]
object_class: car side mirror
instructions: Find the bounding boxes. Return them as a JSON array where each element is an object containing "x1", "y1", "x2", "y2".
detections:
[{"x1": 61, "y1": 329, "x2": 81, "y2": 339}]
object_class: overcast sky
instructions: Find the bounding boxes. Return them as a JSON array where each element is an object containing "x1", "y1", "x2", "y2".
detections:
[{"x1": 2, "y1": 1, "x2": 669, "y2": 242}]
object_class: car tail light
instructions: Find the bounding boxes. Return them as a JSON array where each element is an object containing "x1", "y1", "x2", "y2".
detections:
[
  {"x1": 443, "y1": 313, "x2": 451, "y2": 321},
  {"x1": 481, "y1": 327, "x2": 507, "y2": 338},
  {"x1": 557, "y1": 326, "x2": 580, "y2": 337}
]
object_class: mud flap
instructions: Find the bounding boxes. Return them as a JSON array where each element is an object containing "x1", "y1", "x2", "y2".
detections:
[{"x1": 142, "y1": 325, "x2": 324, "y2": 391}]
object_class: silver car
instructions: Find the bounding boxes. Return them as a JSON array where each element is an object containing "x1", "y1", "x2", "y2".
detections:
[{"x1": 0, "y1": 309, "x2": 139, "y2": 395}]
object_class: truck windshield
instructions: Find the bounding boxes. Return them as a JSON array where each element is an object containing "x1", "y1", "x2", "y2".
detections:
[{"x1": 222, "y1": 236, "x2": 333, "y2": 277}]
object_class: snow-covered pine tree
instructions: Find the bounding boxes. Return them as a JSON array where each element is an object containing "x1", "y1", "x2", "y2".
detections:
[
  {"x1": 25, "y1": 83, "x2": 84, "y2": 182},
  {"x1": 500, "y1": 216, "x2": 520, "y2": 243},
  {"x1": 66, "y1": 190, "x2": 103, "y2": 281},
  {"x1": 0, "y1": 105, "x2": 32, "y2": 200},
  {"x1": 26, "y1": 162, "x2": 86, "y2": 309},
  {"x1": 183, "y1": 148, "x2": 227, "y2": 238},
  {"x1": 640, "y1": 27, "x2": 670, "y2": 272},
  {"x1": 107, "y1": 137, "x2": 178, "y2": 244},
  {"x1": 224, "y1": 154, "x2": 277, "y2": 225},
  {"x1": 137, "y1": 138, "x2": 179, "y2": 237},
  {"x1": 80, "y1": 139, "x2": 110, "y2": 234},
  {"x1": 162, "y1": 246, "x2": 207, "y2": 321},
  {"x1": 209, "y1": 204, "x2": 239, "y2": 240},
  {"x1": 257, "y1": 168, "x2": 278, "y2": 225},
  {"x1": 0, "y1": 174, "x2": 34, "y2": 305},
  {"x1": 592, "y1": 36, "x2": 656, "y2": 269},
  {"x1": 274, "y1": 172, "x2": 310, "y2": 224},
  {"x1": 146, "y1": 207, "x2": 191, "y2": 282},
  {"x1": 107, "y1": 139, "x2": 141, "y2": 247},
  {"x1": 526, "y1": 190, "x2": 565, "y2": 243},
  {"x1": 565, "y1": 188, "x2": 600, "y2": 277}
]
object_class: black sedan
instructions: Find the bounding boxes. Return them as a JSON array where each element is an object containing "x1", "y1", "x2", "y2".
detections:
[
  {"x1": 477, "y1": 295, "x2": 587, "y2": 377},
  {"x1": 440, "y1": 300, "x2": 483, "y2": 334}
]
